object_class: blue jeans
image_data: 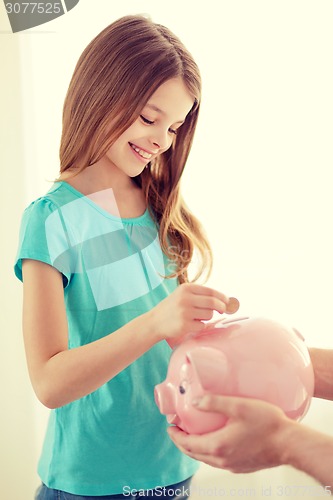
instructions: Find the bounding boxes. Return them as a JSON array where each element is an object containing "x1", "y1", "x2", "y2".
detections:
[{"x1": 35, "y1": 477, "x2": 192, "y2": 499}]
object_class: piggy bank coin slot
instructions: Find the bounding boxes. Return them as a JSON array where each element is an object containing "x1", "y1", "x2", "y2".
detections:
[{"x1": 215, "y1": 316, "x2": 250, "y2": 328}]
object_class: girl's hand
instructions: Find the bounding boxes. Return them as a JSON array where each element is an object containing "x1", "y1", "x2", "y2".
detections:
[{"x1": 148, "y1": 283, "x2": 229, "y2": 343}]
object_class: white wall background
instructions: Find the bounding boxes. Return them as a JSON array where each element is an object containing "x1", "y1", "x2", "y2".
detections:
[{"x1": 1, "y1": 1, "x2": 333, "y2": 498}]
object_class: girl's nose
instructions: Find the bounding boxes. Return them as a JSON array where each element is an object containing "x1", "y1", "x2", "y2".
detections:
[{"x1": 150, "y1": 130, "x2": 170, "y2": 151}]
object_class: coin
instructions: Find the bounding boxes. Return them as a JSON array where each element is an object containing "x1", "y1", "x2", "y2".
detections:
[{"x1": 226, "y1": 297, "x2": 240, "y2": 314}]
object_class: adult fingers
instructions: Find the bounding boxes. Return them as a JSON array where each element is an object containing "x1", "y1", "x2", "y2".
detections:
[
  {"x1": 192, "y1": 394, "x2": 245, "y2": 418},
  {"x1": 167, "y1": 425, "x2": 222, "y2": 456},
  {"x1": 193, "y1": 395, "x2": 282, "y2": 423},
  {"x1": 167, "y1": 426, "x2": 232, "y2": 469}
]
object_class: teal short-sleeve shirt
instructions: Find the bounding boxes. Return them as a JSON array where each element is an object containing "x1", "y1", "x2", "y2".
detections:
[{"x1": 14, "y1": 182, "x2": 199, "y2": 496}]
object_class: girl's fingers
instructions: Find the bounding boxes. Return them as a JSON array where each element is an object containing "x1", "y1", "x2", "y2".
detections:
[
  {"x1": 192, "y1": 308, "x2": 214, "y2": 321},
  {"x1": 190, "y1": 284, "x2": 230, "y2": 305},
  {"x1": 190, "y1": 294, "x2": 228, "y2": 315}
]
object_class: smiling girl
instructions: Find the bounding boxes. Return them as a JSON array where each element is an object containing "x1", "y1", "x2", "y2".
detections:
[{"x1": 14, "y1": 15, "x2": 229, "y2": 499}]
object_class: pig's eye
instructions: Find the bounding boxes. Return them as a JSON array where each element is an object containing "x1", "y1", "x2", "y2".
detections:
[{"x1": 179, "y1": 385, "x2": 186, "y2": 395}]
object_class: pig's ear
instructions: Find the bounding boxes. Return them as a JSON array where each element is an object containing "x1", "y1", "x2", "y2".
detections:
[{"x1": 186, "y1": 347, "x2": 228, "y2": 391}]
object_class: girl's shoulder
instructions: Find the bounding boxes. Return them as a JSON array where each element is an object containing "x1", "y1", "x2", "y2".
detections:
[
  {"x1": 15, "y1": 182, "x2": 79, "y2": 284},
  {"x1": 19, "y1": 182, "x2": 80, "y2": 248},
  {"x1": 24, "y1": 182, "x2": 76, "y2": 216}
]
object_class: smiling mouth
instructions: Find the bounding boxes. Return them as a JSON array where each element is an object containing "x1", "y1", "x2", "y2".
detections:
[{"x1": 129, "y1": 143, "x2": 153, "y2": 160}]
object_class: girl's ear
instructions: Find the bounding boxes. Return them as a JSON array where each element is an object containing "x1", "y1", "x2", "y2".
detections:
[{"x1": 186, "y1": 347, "x2": 228, "y2": 391}]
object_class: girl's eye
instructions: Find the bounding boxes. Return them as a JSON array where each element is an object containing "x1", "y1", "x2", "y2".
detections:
[
  {"x1": 140, "y1": 115, "x2": 177, "y2": 135},
  {"x1": 140, "y1": 115, "x2": 154, "y2": 125}
]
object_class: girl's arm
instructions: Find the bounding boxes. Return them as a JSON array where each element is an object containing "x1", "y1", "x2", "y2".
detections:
[
  {"x1": 309, "y1": 348, "x2": 333, "y2": 400},
  {"x1": 22, "y1": 259, "x2": 228, "y2": 409}
]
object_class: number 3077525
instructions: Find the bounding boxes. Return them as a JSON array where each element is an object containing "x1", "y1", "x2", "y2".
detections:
[{"x1": 5, "y1": 3, "x2": 62, "y2": 14}]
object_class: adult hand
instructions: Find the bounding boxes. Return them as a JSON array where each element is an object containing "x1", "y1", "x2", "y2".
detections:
[{"x1": 167, "y1": 394, "x2": 293, "y2": 473}]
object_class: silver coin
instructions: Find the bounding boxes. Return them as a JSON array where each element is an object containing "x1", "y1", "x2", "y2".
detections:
[{"x1": 226, "y1": 297, "x2": 240, "y2": 314}]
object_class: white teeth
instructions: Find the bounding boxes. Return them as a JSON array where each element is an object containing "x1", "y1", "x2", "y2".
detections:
[{"x1": 130, "y1": 143, "x2": 152, "y2": 159}]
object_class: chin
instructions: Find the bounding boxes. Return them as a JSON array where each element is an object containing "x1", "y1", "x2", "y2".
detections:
[{"x1": 127, "y1": 166, "x2": 147, "y2": 178}]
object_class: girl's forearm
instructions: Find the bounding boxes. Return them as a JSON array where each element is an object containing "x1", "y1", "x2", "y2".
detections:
[
  {"x1": 36, "y1": 310, "x2": 157, "y2": 409},
  {"x1": 22, "y1": 261, "x2": 228, "y2": 409}
]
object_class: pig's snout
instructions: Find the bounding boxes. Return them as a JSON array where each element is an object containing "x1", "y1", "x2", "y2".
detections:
[{"x1": 154, "y1": 382, "x2": 176, "y2": 415}]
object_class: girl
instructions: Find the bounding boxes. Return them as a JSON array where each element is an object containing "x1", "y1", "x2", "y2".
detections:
[{"x1": 14, "y1": 15, "x2": 229, "y2": 499}]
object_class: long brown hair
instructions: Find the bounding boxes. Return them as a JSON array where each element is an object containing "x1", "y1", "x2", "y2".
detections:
[{"x1": 59, "y1": 15, "x2": 212, "y2": 283}]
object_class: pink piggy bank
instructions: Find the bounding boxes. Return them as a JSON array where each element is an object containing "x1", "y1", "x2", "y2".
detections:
[{"x1": 155, "y1": 317, "x2": 314, "y2": 434}]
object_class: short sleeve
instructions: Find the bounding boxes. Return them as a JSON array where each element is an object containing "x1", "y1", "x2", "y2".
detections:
[{"x1": 14, "y1": 197, "x2": 75, "y2": 287}]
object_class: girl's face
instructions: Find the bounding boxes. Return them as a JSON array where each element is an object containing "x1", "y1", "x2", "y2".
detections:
[{"x1": 104, "y1": 78, "x2": 194, "y2": 178}]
